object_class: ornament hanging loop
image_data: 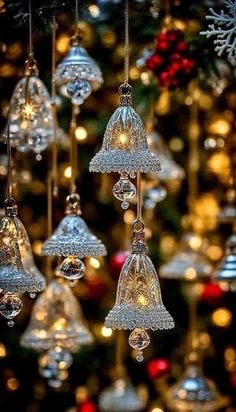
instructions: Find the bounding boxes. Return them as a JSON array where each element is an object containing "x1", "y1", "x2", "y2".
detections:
[
  {"x1": 132, "y1": 219, "x2": 144, "y2": 234},
  {"x1": 119, "y1": 83, "x2": 132, "y2": 105}
]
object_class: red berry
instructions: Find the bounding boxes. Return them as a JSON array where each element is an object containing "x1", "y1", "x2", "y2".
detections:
[
  {"x1": 156, "y1": 33, "x2": 169, "y2": 43},
  {"x1": 169, "y1": 62, "x2": 182, "y2": 74},
  {"x1": 158, "y1": 71, "x2": 171, "y2": 87},
  {"x1": 156, "y1": 41, "x2": 170, "y2": 52},
  {"x1": 182, "y1": 58, "x2": 195, "y2": 73},
  {"x1": 176, "y1": 40, "x2": 188, "y2": 52},
  {"x1": 170, "y1": 53, "x2": 182, "y2": 63},
  {"x1": 146, "y1": 54, "x2": 164, "y2": 71}
]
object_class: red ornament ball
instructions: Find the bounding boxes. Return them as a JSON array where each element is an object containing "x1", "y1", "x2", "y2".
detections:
[
  {"x1": 201, "y1": 283, "x2": 224, "y2": 305},
  {"x1": 77, "y1": 401, "x2": 97, "y2": 412},
  {"x1": 147, "y1": 358, "x2": 171, "y2": 380},
  {"x1": 86, "y1": 277, "x2": 107, "y2": 301},
  {"x1": 109, "y1": 250, "x2": 130, "y2": 279}
]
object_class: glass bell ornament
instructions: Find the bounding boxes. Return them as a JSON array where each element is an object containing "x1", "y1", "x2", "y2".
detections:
[
  {"x1": 1, "y1": 55, "x2": 53, "y2": 157},
  {"x1": 0, "y1": 198, "x2": 46, "y2": 294},
  {"x1": 105, "y1": 222, "x2": 174, "y2": 360},
  {"x1": 166, "y1": 362, "x2": 229, "y2": 411},
  {"x1": 20, "y1": 278, "x2": 94, "y2": 352},
  {"x1": 60, "y1": 255, "x2": 85, "y2": 281},
  {"x1": 213, "y1": 234, "x2": 236, "y2": 283},
  {"x1": 0, "y1": 293, "x2": 23, "y2": 327},
  {"x1": 219, "y1": 184, "x2": 236, "y2": 224},
  {"x1": 42, "y1": 193, "x2": 107, "y2": 258},
  {"x1": 147, "y1": 131, "x2": 185, "y2": 181},
  {"x1": 144, "y1": 184, "x2": 167, "y2": 209},
  {"x1": 89, "y1": 84, "x2": 161, "y2": 174},
  {"x1": 55, "y1": 31, "x2": 103, "y2": 101},
  {"x1": 113, "y1": 173, "x2": 136, "y2": 209},
  {"x1": 99, "y1": 378, "x2": 146, "y2": 412},
  {"x1": 160, "y1": 232, "x2": 213, "y2": 282}
]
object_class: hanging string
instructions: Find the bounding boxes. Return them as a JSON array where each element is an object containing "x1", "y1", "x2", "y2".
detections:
[
  {"x1": 29, "y1": 0, "x2": 33, "y2": 56},
  {"x1": 115, "y1": 330, "x2": 125, "y2": 379},
  {"x1": 51, "y1": 14, "x2": 58, "y2": 197},
  {"x1": 75, "y1": 0, "x2": 79, "y2": 28},
  {"x1": 69, "y1": 105, "x2": 78, "y2": 194},
  {"x1": 6, "y1": 125, "x2": 12, "y2": 199},
  {"x1": 136, "y1": 172, "x2": 142, "y2": 222},
  {"x1": 124, "y1": 0, "x2": 129, "y2": 85}
]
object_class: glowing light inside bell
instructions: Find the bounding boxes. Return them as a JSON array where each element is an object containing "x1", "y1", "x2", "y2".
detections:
[
  {"x1": 119, "y1": 133, "x2": 128, "y2": 145},
  {"x1": 52, "y1": 317, "x2": 67, "y2": 331},
  {"x1": 22, "y1": 102, "x2": 37, "y2": 121},
  {"x1": 137, "y1": 294, "x2": 148, "y2": 307}
]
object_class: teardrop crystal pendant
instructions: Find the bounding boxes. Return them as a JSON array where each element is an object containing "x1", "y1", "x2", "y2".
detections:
[
  {"x1": 147, "y1": 131, "x2": 185, "y2": 181},
  {"x1": 160, "y1": 232, "x2": 213, "y2": 282},
  {"x1": 42, "y1": 193, "x2": 107, "y2": 258},
  {"x1": 113, "y1": 173, "x2": 136, "y2": 209},
  {"x1": 89, "y1": 85, "x2": 161, "y2": 174},
  {"x1": 20, "y1": 278, "x2": 94, "y2": 352},
  {"x1": 60, "y1": 256, "x2": 85, "y2": 281},
  {"x1": 213, "y1": 234, "x2": 236, "y2": 282},
  {"x1": 0, "y1": 293, "x2": 23, "y2": 327},
  {"x1": 0, "y1": 198, "x2": 46, "y2": 295},
  {"x1": 55, "y1": 31, "x2": 103, "y2": 102},
  {"x1": 128, "y1": 328, "x2": 150, "y2": 362},
  {"x1": 105, "y1": 224, "x2": 174, "y2": 345},
  {"x1": 1, "y1": 56, "x2": 54, "y2": 157}
]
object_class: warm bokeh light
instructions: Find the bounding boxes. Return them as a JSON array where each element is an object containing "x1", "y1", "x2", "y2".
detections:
[
  {"x1": 75, "y1": 126, "x2": 88, "y2": 141},
  {"x1": 184, "y1": 267, "x2": 197, "y2": 280},
  {"x1": 208, "y1": 118, "x2": 231, "y2": 135},
  {"x1": 56, "y1": 33, "x2": 70, "y2": 54},
  {"x1": 64, "y1": 166, "x2": 72, "y2": 179},
  {"x1": 6, "y1": 378, "x2": 19, "y2": 391},
  {"x1": 89, "y1": 257, "x2": 100, "y2": 269},
  {"x1": 212, "y1": 308, "x2": 232, "y2": 328},
  {"x1": 0, "y1": 343, "x2": 6, "y2": 358},
  {"x1": 207, "y1": 245, "x2": 223, "y2": 261},
  {"x1": 89, "y1": 4, "x2": 101, "y2": 18},
  {"x1": 169, "y1": 137, "x2": 184, "y2": 152},
  {"x1": 124, "y1": 210, "x2": 135, "y2": 224},
  {"x1": 101, "y1": 326, "x2": 113, "y2": 338}
]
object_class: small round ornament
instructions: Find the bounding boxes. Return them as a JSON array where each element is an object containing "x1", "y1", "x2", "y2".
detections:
[
  {"x1": 67, "y1": 79, "x2": 92, "y2": 105},
  {"x1": 113, "y1": 173, "x2": 136, "y2": 209},
  {"x1": 38, "y1": 352, "x2": 59, "y2": 379},
  {"x1": 147, "y1": 358, "x2": 171, "y2": 380},
  {"x1": 0, "y1": 293, "x2": 23, "y2": 326},
  {"x1": 60, "y1": 256, "x2": 86, "y2": 280},
  {"x1": 128, "y1": 328, "x2": 150, "y2": 362},
  {"x1": 48, "y1": 346, "x2": 73, "y2": 370}
]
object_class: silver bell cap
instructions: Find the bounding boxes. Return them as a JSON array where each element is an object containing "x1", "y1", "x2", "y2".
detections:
[
  {"x1": 214, "y1": 234, "x2": 236, "y2": 282},
  {"x1": 41, "y1": 193, "x2": 107, "y2": 258},
  {"x1": 0, "y1": 198, "x2": 46, "y2": 294},
  {"x1": 55, "y1": 33, "x2": 103, "y2": 96},
  {"x1": 160, "y1": 232, "x2": 213, "y2": 282},
  {"x1": 166, "y1": 363, "x2": 229, "y2": 411},
  {"x1": 89, "y1": 85, "x2": 161, "y2": 174},
  {"x1": 20, "y1": 278, "x2": 94, "y2": 352},
  {"x1": 99, "y1": 378, "x2": 145, "y2": 412},
  {"x1": 105, "y1": 232, "x2": 174, "y2": 331}
]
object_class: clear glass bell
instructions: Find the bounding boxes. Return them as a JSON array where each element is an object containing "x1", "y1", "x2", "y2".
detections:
[
  {"x1": 166, "y1": 362, "x2": 229, "y2": 411},
  {"x1": 213, "y1": 234, "x2": 236, "y2": 282},
  {"x1": 99, "y1": 378, "x2": 145, "y2": 412},
  {"x1": 0, "y1": 293, "x2": 23, "y2": 327},
  {"x1": 55, "y1": 32, "x2": 103, "y2": 100},
  {"x1": 20, "y1": 278, "x2": 94, "y2": 352},
  {"x1": 105, "y1": 224, "x2": 174, "y2": 331},
  {"x1": 42, "y1": 193, "x2": 107, "y2": 258},
  {"x1": 160, "y1": 232, "x2": 213, "y2": 282},
  {"x1": 89, "y1": 85, "x2": 161, "y2": 174},
  {"x1": 0, "y1": 198, "x2": 46, "y2": 294},
  {"x1": 1, "y1": 56, "x2": 53, "y2": 157},
  {"x1": 147, "y1": 131, "x2": 185, "y2": 181}
]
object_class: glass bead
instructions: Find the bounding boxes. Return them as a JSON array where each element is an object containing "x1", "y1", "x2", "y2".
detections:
[
  {"x1": 8, "y1": 320, "x2": 15, "y2": 327},
  {"x1": 0, "y1": 294, "x2": 23, "y2": 322},
  {"x1": 128, "y1": 328, "x2": 150, "y2": 351},
  {"x1": 136, "y1": 353, "x2": 144, "y2": 362},
  {"x1": 38, "y1": 353, "x2": 59, "y2": 379},
  {"x1": 113, "y1": 173, "x2": 136, "y2": 202},
  {"x1": 60, "y1": 255, "x2": 85, "y2": 280},
  {"x1": 67, "y1": 79, "x2": 92, "y2": 105},
  {"x1": 121, "y1": 201, "x2": 129, "y2": 210},
  {"x1": 48, "y1": 347, "x2": 73, "y2": 370},
  {"x1": 30, "y1": 293, "x2": 36, "y2": 299}
]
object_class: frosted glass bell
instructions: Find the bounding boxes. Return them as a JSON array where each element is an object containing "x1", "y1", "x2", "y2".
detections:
[
  {"x1": 42, "y1": 193, "x2": 107, "y2": 258},
  {"x1": 105, "y1": 226, "x2": 174, "y2": 331},
  {"x1": 213, "y1": 234, "x2": 236, "y2": 282},
  {"x1": 160, "y1": 232, "x2": 213, "y2": 282},
  {"x1": 55, "y1": 32, "x2": 103, "y2": 102},
  {"x1": 0, "y1": 198, "x2": 46, "y2": 294},
  {"x1": 99, "y1": 378, "x2": 145, "y2": 412},
  {"x1": 89, "y1": 85, "x2": 161, "y2": 174},
  {"x1": 166, "y1": 363, "x2": 229, "y2": 411},
  {"x1": 20, "y1": 278, "x2": 94, "y2": 352},
  {"x1": 1, "y1": 56, "x2": 53, "y2": 158},
  {"x1": 147, "y1": 131, "x2": 185, "y2": 181}
]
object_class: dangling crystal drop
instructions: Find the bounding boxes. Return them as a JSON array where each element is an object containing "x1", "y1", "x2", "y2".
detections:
[
  {"x1": 48, "y1": 346, "x2": 73, "y2": 370},
  {"x1": 30, "y1": 293, "x2": 36, "y2": 299},
  {"x1": 38, "y1": 352, "x2": 59, "y2": 379},
  {"x1": 0, "y1": 293, "x2": 23, "y2": 325},
  {"x1": 60, "y1": 255, "x2": 85, "y2": 280},
  {"x1": 113, "y1": 173, "x2": 136, "y2": 209},
  {"x1": 67, "y1": 79, "x2": 92, "y2": 105},
  {"x1": 128, "y1": 328, "x2": 150, "y2": 361}
]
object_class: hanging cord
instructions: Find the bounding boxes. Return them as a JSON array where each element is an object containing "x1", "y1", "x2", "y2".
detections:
[
  {"x1": 136, "y1": 172, "x2": 142, "y2": 222},
  {"x1": 51, "y1": 14, "x2": 58, "y2": 197},
  {"x1": 124, "y1": 0, "x2": 129, "y2": 85},
  {"x1": 29, "y1": 0, "x2": 33, "y2": 56},
  {"x1": 6, "y1": 125, "x2": 12, "y2": 199},
  {"x1": 187, "y1": 98, "x2": 200, "y2": 222},
  {"x1": 115, "y1": 330, "x2": 126, "y2": 379},
  {"x1": 75, "y1": 0, "x2": 79, "y2": 28},
  {"x1": 45, "y1": 172, "x2": 54, "y2": 280},
  {"x1": 69, "y1": 105, "x2": 78, "y2": 194}
]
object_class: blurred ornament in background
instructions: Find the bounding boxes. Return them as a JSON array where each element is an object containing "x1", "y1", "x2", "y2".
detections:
[
  {"x1": 219, "y1": 180, "x2": 236, "y2": 224},
  {"x1": 42, "y1": 193, "x2": 106, "y2": 260},
  {"x1": 38, "y1": 346, "x2": 72, "y2": 388},
  {"x1": 55, "y1": 31, "x2": 103, "y2": 104},
  {"x1": 99, "y1": 378, "x2": 146, "y2": 412},
  {"x1": 147, "y1": 358, "x2": 171, "y2": 380},
  {"x1": 1, "y1": 56, "x2": 53, "y2": 159},
  {"x1": 150, "y1": 0, "x2": 159, "y2": 18},
  {"x1": 109, "y1": 250, "x2": 130, "y2": 280},
  {"x1": 105, "y1": 223, "x2": 174, "y2": 361},
  {"x1": 89, "y1": 84, "x2": 161, "y2": 175},
  {"x1": 166, "y1": 362, "x2": 229, "y2": 411},
  {"x1": 147, "y1": 131, "x2": 185, "y2": 182},
  {"x1": 160, "y1": 232, "x2": 212, "y2": 282},
  {"x1": 213, "y1": 234, "x2": 236, "y2": 283},
  {"x1": 0, "y1": 197, "x2": 46, "y2": 296},
  {"x1": 144, "y1": 185, "x2": 167, "y2": 209},
  {"x1": 20, "y1": 278, "x2": 93, "y2": 352}
]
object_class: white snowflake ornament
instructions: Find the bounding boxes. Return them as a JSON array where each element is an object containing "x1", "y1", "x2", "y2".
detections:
[{"x1": 201, "y1": 0, "x2": 236, "y2": 65}]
